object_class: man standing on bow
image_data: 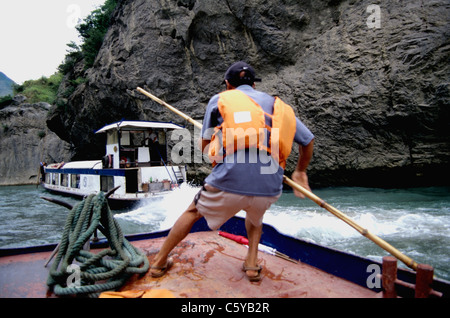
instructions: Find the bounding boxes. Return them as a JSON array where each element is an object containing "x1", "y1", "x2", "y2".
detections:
[{"x1": 150, "y1": 61, "x2": 315, "y2": 282}]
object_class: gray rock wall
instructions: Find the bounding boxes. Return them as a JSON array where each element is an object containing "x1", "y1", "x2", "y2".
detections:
[{"x1": 0, "y1": 97, "x2": 72, "y2": 185}]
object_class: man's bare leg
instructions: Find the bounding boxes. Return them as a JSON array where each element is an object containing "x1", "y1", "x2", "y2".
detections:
[
  {"x1": 150, "y1": 201, "x2": 203, "y2": 275},
  {"x1": 244, "y1": 217, "x2": 263, "y2": 279}
]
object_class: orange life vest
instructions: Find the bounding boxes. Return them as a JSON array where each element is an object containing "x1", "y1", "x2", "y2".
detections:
[{"x1": 208, "y1": 89, "x2": 296, "y2": 169}]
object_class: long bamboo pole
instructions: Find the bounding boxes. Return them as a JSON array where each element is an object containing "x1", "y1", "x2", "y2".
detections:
[
  {"x1": 137, "y1": 87, "x2": 203, "y2": 130},
  {"x1": 136, "y1": 86, "x2": 418, "y2": 271}
]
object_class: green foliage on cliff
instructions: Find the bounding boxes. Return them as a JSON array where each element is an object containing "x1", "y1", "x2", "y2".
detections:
[
  {"x1": 59, "y1": 0, "x2": 119, "y2": 73},
  {"x1": 13, "y1": 72, "x2": 63, "y2": 104},
  {"x1": 0, "y1": 95, "x2": 13, "y2": 108},
  {"x1": 58, "y1": 41, "x2": 83, "y2": 75}
]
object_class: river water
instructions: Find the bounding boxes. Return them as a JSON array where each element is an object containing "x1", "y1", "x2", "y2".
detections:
[{"x1": 0, "y1": 184, "x2": 449, "y2": 281}]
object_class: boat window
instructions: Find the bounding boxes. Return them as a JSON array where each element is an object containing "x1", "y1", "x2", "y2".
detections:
[
  {"x1": 120, "y1": 148, "x2": 136, "y2": 168},
  {"x1": 45, "y1": 173, "x2": 51, "y2": 184},
  {"x1": 69, "y1": 174, "x2": 80, "y2": 188},
  {"x1": 106, "y1": 131, "x2": 118, "y2": 145},
  {"x1": 120, "y1": 131, "x2": 130, "y2": 146},
  {"x1": 71, "y1": 174, "x2": 80, "y2": 188},
  {"x1": 131, "y1": 131, "x2": 145, "y2": 146},
  {"x1": 118, "y1": 129, "x2": 169, "y2": 168},
  {"x1": 51, "y1": 173, "x2": 56, "y2": 185},
  {"x1": 61, "y1": 174, "x2": 69, "y2": 187},
  {"x1": 100, "y1": 176, "x2": 114, "y2": 192}
]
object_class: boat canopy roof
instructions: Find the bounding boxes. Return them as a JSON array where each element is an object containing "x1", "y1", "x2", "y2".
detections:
[
  {"x1": 95, "y1": 121, "x2": 184, "y2": 134},
  {"x1": 48, "y1": 160, "x2": 102, "y2": 169}
]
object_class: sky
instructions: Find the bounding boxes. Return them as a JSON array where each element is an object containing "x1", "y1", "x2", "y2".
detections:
[{"x1": 0, "y1": 0, "x2": 106, "y2": 84}]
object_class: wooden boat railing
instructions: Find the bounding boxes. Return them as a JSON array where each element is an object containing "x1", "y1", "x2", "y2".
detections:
[{"x1": 380, "y1": 256, "x2": 443, "y2": 298}]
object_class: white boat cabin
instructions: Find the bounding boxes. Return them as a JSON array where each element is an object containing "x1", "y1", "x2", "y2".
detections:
[{"x1": 42, "y1": 121, "x2": 187, "y2": 208}]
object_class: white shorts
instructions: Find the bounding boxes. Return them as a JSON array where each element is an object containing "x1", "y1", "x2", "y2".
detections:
[{"x1": 195, "y1": 184, "x2": 281, "y2": 230}]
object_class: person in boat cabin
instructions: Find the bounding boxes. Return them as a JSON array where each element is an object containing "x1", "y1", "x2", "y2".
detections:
[
  {"x1": 150, "y1": 61, "x2": 315, "y2": 282},
  {"x1": 142, "y1": 128, "x2": 159, "y2": 164},
  {"x1": 147, "y1": 128, "x2": 158, "y2": 144}
]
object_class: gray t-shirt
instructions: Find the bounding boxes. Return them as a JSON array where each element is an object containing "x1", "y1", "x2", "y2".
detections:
[{"x1": 201, "y1": 85, "x2": 314, "y2": 196}]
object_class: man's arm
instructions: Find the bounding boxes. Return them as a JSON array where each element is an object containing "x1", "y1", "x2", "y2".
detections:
[{"x1": 291, "y1": 138, "x2": 314, "y2": 199}]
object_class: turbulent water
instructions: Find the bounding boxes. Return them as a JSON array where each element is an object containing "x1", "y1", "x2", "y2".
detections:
[{"x1": 0, "y1": 184, "x2": 449, "y2": 281}]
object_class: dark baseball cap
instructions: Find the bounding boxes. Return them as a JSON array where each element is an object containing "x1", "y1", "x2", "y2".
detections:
[{"x1": 223, "y1": 61, "x2": 261, "y2": 87}]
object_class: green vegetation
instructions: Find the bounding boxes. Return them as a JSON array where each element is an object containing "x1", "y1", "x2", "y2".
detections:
[
  {"x1": 38, "y1": 130, "x2": 46, "y2": 139},
  {"x1": 13, "y1": 72, "x2": 63, "y2": 104},
  {"x1": 0, "y1": 95, "x2": 13, "y2": 108},
  {"x1": 58, "y1": 41, "x2": 83, "y2": 75},
  {"x1": 59, "y1": 0, "x2": 119, "y2": 72}
]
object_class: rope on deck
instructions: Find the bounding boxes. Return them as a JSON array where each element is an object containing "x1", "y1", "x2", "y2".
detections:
[{"x1": 46, "y1": 192, "x2": 149, "y2": 297}]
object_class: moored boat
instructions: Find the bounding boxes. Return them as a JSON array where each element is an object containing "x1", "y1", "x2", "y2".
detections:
[{"x1": 40, "y1": 121, "x2": 187, "y2": 209}]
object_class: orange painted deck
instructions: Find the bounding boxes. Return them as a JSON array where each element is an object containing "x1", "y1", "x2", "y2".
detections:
[{"x1": 0, "y1": 231, "x2": 377, "y2": 298}]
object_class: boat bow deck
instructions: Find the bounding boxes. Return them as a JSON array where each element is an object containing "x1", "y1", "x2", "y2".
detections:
[
  {"x1": 0, "y1": 231, "x2": 377, "y2": 298},
  {"x1": 116, "y1": 231, "x2": 376, "y2": 298}
]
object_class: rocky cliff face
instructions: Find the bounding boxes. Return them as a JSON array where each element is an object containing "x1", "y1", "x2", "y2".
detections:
[
  {"x1": 0, "y1": 96, "x2": 72, "y2": 185},
  {"x1": 47, "y1": 0, "x2": 450, "y2": 187}
]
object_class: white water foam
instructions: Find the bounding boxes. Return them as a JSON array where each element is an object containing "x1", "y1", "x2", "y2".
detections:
[
  {"x1": 263, "y1": 199, "x2": 450, "y2": 247},
  {"x1": 263, "y1": 206, "x2": 398, "y2": 245},
  {"x1": 114, "y1": 183, "x2": 201, "y2": 230},
  {"x1": 116, "y1": 188, "x2": 449, "y2": 245}
]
